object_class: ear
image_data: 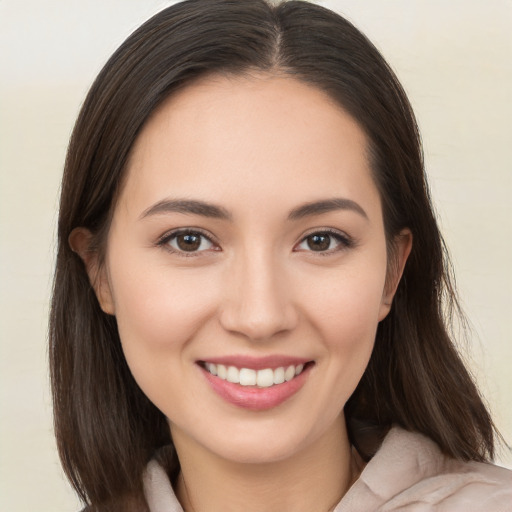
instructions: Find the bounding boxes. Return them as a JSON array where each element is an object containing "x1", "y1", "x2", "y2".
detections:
[
  {"x1": 68, "y1": 227, "x2": 116, "y2": 315},
  {"x1": 378, "y1": 228, "x2": 412, "y2": 321}
]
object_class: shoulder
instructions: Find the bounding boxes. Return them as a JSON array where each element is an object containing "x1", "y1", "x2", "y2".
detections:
[
  {"x1": 338, "y1": 427, "x2": 512, "y2": 512},
  {"x1": 385, "y1": 456, "x2": 512, "y2": 512}
]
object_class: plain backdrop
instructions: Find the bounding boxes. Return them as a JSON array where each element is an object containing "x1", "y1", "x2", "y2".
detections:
[{"x1": 1, "y1": 1, "x2": 511, "y2": 510}]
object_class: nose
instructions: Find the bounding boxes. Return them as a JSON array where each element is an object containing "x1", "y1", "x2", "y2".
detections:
[{"x1": 219, "y1": 250, "x2": 299, "y2": 341}]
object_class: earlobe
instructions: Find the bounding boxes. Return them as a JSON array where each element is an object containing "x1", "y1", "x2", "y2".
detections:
[
  {"x1": 68, "y1": 227, "x2": 116, "y2": 315},
  {"x1": 379, "y1": 229, "x2": 413, "y2": 320}
]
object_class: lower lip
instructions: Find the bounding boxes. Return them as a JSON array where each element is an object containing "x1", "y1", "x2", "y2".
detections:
[{"x1": 200, "y1": 364, "x2": 312, "y2": 411}]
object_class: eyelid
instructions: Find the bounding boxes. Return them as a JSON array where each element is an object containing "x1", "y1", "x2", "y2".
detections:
[
  {"x1": 294, "y1": 227, "x2": 354, "y2": 253},
  {"x1": 156, "y1": 227, "x2": 220, "y2": 256}
]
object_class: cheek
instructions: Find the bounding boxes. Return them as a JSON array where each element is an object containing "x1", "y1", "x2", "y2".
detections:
[
  {"x1": 300, "y1": 258, "x2": 387, "y2": 392},
  {"x1": 110, "y1": 251, "x2": 216, "y2": 338},
  {"x1": 320, "y1": 283, "x2": 381, "y2": 378},
  {"x1": 106, "y1": 252, "x2": 220, "y2": 392},
  {"x1": 305, "y1": 262, "x2": 387, "y2": 340}
]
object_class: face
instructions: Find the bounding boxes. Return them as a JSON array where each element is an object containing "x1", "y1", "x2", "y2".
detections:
[{"x1": 77, "y1": 74, "x2": 410, "y2": 464}]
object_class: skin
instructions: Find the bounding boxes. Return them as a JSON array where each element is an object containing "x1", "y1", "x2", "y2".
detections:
[{"x1": 71, "y1": 73, "x2": 411, "y2": 512}]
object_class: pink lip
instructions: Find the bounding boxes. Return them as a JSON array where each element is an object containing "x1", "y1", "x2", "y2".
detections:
[
  {"x1": 198, "y1": 355, "x2": 311, "y2": 370},
  {"x1": 199, "y1": 362, "x2": 313, "y2": 411}
]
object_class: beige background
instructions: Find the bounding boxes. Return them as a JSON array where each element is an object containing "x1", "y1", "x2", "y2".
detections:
[{"x1": 1, "y1": 1, "x2": 510, "y2": 510}]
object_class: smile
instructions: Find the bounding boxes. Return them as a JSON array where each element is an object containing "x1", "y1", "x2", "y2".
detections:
[
  {"x1": 198, "y1": 359, "x2": 314, "y2": 411},
  {"x1": 203, "y1": 363, "x2": 305, "y2": 388}
]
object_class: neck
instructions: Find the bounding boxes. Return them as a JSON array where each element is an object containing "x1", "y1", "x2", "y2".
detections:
[{"x1": 172, "y1": 415, "x2": 356, "y2": 512}]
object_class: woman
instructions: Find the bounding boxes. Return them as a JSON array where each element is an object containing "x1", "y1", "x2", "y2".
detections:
[{"x1": 50, "y1": 0, "x2": 511, "y2": 511}]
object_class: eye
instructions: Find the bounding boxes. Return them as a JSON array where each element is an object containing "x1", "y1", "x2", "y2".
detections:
[
  {"x1": 159, "y1": 229, "x2": 216, "y2": 254},
  {"x1": 295, "y1": 230, "x2": 352, "y2": 253}
]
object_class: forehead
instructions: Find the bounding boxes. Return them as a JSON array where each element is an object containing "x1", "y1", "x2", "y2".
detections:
[{"x1": 121, "y1": 73, "x2": 380, "y2": 218}]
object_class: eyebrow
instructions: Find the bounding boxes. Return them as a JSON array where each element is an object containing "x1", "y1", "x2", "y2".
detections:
[
  {"x1": 288, "y1": 198, "x2": 368, "y2": 221},
  {"x1": 140, "y1": 199, "x2": 232, "y2": 220},
  {"x1": 139, "y1": 197, "x2": 368, "y2": 222}
]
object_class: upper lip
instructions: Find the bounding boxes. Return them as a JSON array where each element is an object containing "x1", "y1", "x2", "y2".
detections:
[{"x1": 198, "y1": 355, "x2": 313, "y2": 371}]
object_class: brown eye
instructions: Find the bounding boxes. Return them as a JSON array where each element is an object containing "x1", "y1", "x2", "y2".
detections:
[
  {"x1": 295, "y1": 230, "x2": 352, "y2": 253},
  {"x1": 306, "y1": 233, "x2": 332, "y2": 251},
  {"x1": 176, "y1": 233, "x2": 201, "y2": 251},
  {"x1": 165, "y1": 231, "x2": 214, "y2": 253}
]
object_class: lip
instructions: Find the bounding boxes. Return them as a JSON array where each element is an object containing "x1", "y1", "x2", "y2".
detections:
[
  {"x1": 198, "y1": 355, "x2": 311, "y2": 371},
  {"x1": 198, "y1": 359, "x2": 314, "y2": 411}
]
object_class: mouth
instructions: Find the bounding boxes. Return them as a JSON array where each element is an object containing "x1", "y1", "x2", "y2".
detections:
[
  {"x1": 197, "y1": 358, "x2": 315, "y2": 411},
  {"x1": 200, "y1": 361, "x2": 311, "y2": 388}
]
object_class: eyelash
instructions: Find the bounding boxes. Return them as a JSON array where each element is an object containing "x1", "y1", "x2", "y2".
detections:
[
  {"x1": 156, "y1": 228, "x2": 219, "y2": 257},
  {"x1": 156, "y1": 228, "x2": 354, "y2": 256},
  {"x1": 294, "y1": 228, "x2": 354, "y2": 255}
]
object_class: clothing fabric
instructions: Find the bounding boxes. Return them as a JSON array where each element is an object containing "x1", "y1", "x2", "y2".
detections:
[{"x1": 143, "y1": 427, "x2": 512, "y2": 512}]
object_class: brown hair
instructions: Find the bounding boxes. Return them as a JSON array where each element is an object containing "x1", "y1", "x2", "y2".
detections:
[{"x1": 50, "y1": 0, "x2": 496, "y2": 510}]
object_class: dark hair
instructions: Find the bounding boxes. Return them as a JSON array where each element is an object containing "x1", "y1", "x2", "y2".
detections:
[{"x1": 50, "y1": 0, "x2": 496, "y2": 510}]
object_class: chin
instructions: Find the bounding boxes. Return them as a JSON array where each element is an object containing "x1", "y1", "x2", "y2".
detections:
[
  {"x1": 198, "y1": 420, "x2": 326, "y2": 466},
  {"x1": 212, "y1": 439, "x2": 305, "y2": 465}
]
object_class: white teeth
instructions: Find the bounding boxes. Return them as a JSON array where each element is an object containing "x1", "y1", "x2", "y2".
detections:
[
  {"x1": 217, "y1": 364, "x2": 227, "y2": 379},
  {"x1": 204, "y1": 362, "x2": 307, "y2": 387},
  {"x1": 273, "y1": 367, "x2": 285, "y2": 384},
  {"x1": 284, "y1": 365, "x2": 295, "y2": 382},
  {"x1": 226, "y1": 366, "x2": 239, "y2": 383},
  {"x1": 256, "y1": 368, "x2": 274, "y2": 388},
  {"x1": 239, "y1": 368, "x2": 256, "y2": 386}
]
